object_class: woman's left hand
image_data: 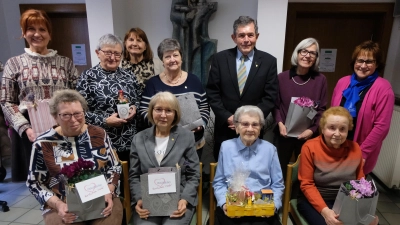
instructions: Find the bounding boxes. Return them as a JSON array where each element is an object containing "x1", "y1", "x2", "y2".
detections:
[
  {"x1": 126, "y1": 105, "x2": 137, "y2": 121},
  {"x1": 170, "y1": 199, "x2": 187, "y2": 218},
  {"x1": 102, "y1": 193, "x2": 114, "y2": 217},
  {"x1": 297, "y1": 129, "x2": 313, "y2": 140}
]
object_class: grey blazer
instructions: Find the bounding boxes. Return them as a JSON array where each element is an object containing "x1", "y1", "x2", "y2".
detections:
[{"x1": 129, "y1": 125, "x2": 200, "y2": 207}]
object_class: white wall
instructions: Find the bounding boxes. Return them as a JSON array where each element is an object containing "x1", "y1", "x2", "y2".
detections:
[{"x1": 0, "y1": 0, "x2": 85, "y2": 63}]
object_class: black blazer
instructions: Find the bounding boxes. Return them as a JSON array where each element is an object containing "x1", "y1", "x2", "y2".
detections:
[
  {"x1": 206, "y1": 47, "x2": 278, "y2": 143},
  {"x1": 129, "y1": 125, "x2": 200, "y2": 207}
]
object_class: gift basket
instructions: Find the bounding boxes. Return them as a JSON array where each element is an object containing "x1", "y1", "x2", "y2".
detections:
[{"x1": 225, "y1": 166, "x2": 275, "y2": 217}]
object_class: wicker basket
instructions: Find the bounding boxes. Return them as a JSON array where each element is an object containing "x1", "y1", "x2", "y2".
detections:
[{"x1": 226, "y1": 203, "x2": 275, "y2": 218}]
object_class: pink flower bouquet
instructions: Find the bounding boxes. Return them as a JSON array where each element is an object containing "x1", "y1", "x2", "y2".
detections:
[{"x1": 284, "y1": 96, "x2": 317, "y2": 137}]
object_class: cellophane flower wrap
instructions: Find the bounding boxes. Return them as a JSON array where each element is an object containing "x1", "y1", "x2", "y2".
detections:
[
  {"x1": 293, "y1": 96, "x2": 314, "y2": 108},
  {"x1": 342, "y1": 177, "x2": 375, "y2": 200},
  {"x1": 226, "y1": 165, "x2": 251, "y2": 206},
  {"x1": 332, "y1": 178, "x2": 379, "y2": 225},
  {"x1": 60, "y1": 158, "x2": 100, "y2": 188}
]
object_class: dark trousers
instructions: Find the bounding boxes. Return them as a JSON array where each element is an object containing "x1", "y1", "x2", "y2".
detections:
[
  {"x1": 10, "y1": 128, "x2": 32, "y2": 182},
  {"x1": 297, "y1": 199, "x2": 335, "y2": 225},
  {"x1": 274, "y1": 130, "x2": 305, "y2": 181},
  {"x1": 215, "y1": 207, "x2": 282, "y2": 225}
]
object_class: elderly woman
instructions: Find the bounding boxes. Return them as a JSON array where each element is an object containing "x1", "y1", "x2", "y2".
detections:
[
  {"x1": 273, "y1": 37, "x2": 327, "y2": 179},
  {"x1": 130, "y1": 91, "x2": 200, "y2": 225},
  {"x1": 77, "y1": 33, "x2": 140, "y2": 162},
  {"x1": 331, "y1": 40, "x2": 394, "y2": 175},
  {"x1": 27, "y1": 89, "x2": 122, "y2": 225},
  {"x1": 139, "y1": 38, "x2": 209, "y2": 159},
  {"x1": 298, "y1": 106, "x2": 378, "y2": 225},
  {"x1": 0, "y1": 9, "x2": 78, "y2": 181},
  {"x1": 213, "y1": 105, "x2": 284, "y2": 225},
  {"x1": 122, "y1": 27, "x2": 164, "y2": 94}
]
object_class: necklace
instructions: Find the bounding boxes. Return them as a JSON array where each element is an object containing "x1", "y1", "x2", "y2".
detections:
[
  {"x1": 292, "y1": 76, "x2": 311, "y2": 86},
  {"x1": 164, "y1": 71, "x2": 182, "y2": 85}
]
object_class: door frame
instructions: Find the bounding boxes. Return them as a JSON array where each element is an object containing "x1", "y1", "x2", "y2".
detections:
[
  {"x1": 284, "y1": 3, "x2": 394, "y2": 75},
  {"x1": 20, "y1": 4, "x2": 86, "y2": 15}
]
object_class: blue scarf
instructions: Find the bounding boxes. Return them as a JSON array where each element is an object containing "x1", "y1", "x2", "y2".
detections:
[{"x1": 342, "y1": 71, "x2": 378, "y2": 117}]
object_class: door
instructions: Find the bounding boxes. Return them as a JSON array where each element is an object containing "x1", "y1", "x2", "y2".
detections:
[
  {"x1": 284, "y1": 3, "x2": 394, "y2": 106},
  {"x1": 19, "y1": 4, "x2": 92, "y2": 74}
]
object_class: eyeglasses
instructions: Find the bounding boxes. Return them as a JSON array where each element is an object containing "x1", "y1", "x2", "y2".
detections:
[
  {"x1": 355, "y1": 59, "x2": 375, "y2": 65},
  {"x1": 99, "y1": 49, "x2": 122, "y2": 58},
  {"x1": 235, "y1": 121, "x2": 261, "y2": 128},
  {"x1": 299, "y1": 49, "x2": 318, "y2": 58},
  {"x1": 58, "y1": 111, "x2": 84, "y2": 121},
  {"x1": 153, "y1": 108, "x2": 174, "y2": 115}
]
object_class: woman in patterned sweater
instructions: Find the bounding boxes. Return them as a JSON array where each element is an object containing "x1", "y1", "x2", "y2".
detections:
[
  {"x1": 0, "y1": 9, "x2": 79, "y2": 181},
  {"x1": 77, "y1": 34, "x2": 141, "y2": 162}
]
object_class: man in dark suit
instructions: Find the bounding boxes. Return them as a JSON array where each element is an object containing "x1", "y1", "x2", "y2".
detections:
[{"x1": 206, "y1": 16, "x2": 278, "y2": 161}]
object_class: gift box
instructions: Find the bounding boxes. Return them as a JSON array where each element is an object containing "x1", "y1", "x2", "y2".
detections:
[
  {"x1": 332, "y1": 180, "x2": 379, "y2": 225},
  {"x1": 65, "y1": 187, "x2": 105, "y2": 222},
  {"x1": 27, "y1": 100, "x2": 57, "y2": 137},
  {"x1": 140, "y1": 167, "x2": 181, "y2": 216},
  {"x1": 226, "y1": 189, "x2": 275, "y2": 218},
  {"x1": 284, "y1": 97, "x2": 316, "y2": 137}
]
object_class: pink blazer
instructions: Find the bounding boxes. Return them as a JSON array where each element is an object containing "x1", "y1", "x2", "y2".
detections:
[{"x1": 331, "y1": 75, "x2": 395, "y2": 174}]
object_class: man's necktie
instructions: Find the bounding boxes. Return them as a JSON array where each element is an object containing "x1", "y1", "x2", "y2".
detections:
[{"x1": 237, "y1": 55, "x2": 247, "y2": 94}]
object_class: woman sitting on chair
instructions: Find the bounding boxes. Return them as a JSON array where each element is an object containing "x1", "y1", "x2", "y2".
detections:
[
  {"x1": 298, "y1": 106, "x2": 378, "y2": 225},
  {"x1": 213, "y1": 105, "x2": 284, "y2": 225},
  {"x1": 130, "y1": 91, "x2": 200, "y2": 225}
]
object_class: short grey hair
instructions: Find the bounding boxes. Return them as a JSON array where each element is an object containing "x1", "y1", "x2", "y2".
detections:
[
  {"x1": 291, "y1": 37, "x2": 320, "y2": 72},
  {"x1": 233, "y1": 16, "x2": 258, "y2": 35},
  {"x1": 233, "y1": 105, "x2": 265, "y2": 127},
  {"x1": 157, "y1": 38, "x2": 183, "y2": 60},
  {"x1": 49, "y1": 90, "x2": 88, "y2": 117},
  {"x1": 96, "y1": 33, "x2": 124, "y2": 51}
]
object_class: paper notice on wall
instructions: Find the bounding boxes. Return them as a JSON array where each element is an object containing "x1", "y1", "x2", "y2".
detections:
[
  {"x1": 71, "y1": 44, "x2": 87, "y2": 65},
  {"x1": 319, "y1": 49, "x2": 337, "y2": 72}
]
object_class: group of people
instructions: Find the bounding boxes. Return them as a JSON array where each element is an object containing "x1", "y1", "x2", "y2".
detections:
[{"x1": 0, "y1": 8, "x2": 395, "y2": 225}]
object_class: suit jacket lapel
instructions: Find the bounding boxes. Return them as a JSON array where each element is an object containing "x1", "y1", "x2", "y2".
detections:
[
  {"x1": 162, "y1": 126, "x2": 178, "y2": 161},
  {"x1": 228, "y1": 47, "x2": 241, "y2": 97},
  {"x1": 144, "y1": 126, "x2": 159, "y2": 167},
  {"x1": 242, "y1": 48, "x2": 261, "y2": 96}
]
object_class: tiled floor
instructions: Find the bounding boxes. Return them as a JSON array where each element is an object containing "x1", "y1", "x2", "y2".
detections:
[{"x1": 1, "y1": 151, "x2": 400, "y2": 225}]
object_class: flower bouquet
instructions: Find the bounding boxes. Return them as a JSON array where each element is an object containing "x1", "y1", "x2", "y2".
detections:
[
  {"x1": 284, "y1": 96, "x2": 317, "y2": 137},
  {"x1": 332, "y1": 178, "x2": 379, "y2": 225},
  {"x1": 60, "y1": 158, "x2": 109, "y2": 222},
  {"x1": 225, "y1": 167, "x2": 274, "y2": 218}
]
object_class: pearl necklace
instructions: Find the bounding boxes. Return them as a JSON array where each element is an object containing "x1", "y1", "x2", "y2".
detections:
[
  {"x1": 292, "y1": 76, "x2": 311, "y2": 86},
  {"x1": 164, "y1": 71, "x2": 182, "y2": 85}
]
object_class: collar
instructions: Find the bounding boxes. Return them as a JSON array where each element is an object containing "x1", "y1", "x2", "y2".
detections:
[
  {"x1": 25, "y1": 48, "x2": 57, "y2": 57},
  {"x1": 236, "y1": 49, "x2": 255, "y2": 62},
  {"x1": 236, "y1": 137, "x2": 260, "y2": 154},
  {"x1": 289, "y1": 66, "x2": 318, "y2": 79}
]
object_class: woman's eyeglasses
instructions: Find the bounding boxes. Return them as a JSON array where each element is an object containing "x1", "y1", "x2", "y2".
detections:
[
  {"x1": 355, "y1": 59, "x2": 376, "y2": 65},
  {"x1": 58, "y1": 111, "x2": 84, "y2": 121},
  {"x1": 235, "y1": 121, "x2": 261, "y2": 128},
  {"x1": 299, "y1": 49, "x2": 318, "y2": 58},
  {"x1": 153, "y1": 108, "x2": 174, "y2": 115},
  {"x1": 99, "y1": 49, "x2": 122, "y2": 58}
]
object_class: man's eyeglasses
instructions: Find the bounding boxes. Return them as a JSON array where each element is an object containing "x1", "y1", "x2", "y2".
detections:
[
  {"x1": 299, "y1": 49, "x2": 318, "y2": 58},
  {"x1": 153, "y1": 108, "x2": 174, "y2": 115},
  {"x1": 235, "y1": 121, "x2": 261, "y2": 128},
  {"x1": 58, "y1": 111, "x2": 84, "y2": 121},
  {"x1": 99, "y1": 49, "x2": 122, "y2": 58},
  {"x1": 355, "y1": 59, "x2": 376, "y2": 65}
]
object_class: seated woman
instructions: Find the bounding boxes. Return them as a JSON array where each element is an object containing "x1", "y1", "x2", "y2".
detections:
[
  {"x1": 298, "y1": 106, "x2": 378, "y2": 225},
  {"x1": 213, "y1": 105, "x2": 284, "y2": 225},
  {"x1": 27, "y1": 89, "x2": 122, "y2": 225},
  {"x1": 130, "y1": 91, "x2": 200, "y2": 225}
]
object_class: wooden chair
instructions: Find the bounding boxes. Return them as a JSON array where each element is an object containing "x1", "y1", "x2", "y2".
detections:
[
  {"x1": 121, "y1": 161, "x2": 132, "y2": 225},
  {"x1": 121, "y1": 161, "x2": 203, "y2": 225},
  {"x1": 281, "y1": 155, "x2": 309, "y2": 225},
  {"x1": 208, "y1": 162, "x2": 218, "y2": 225}
]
